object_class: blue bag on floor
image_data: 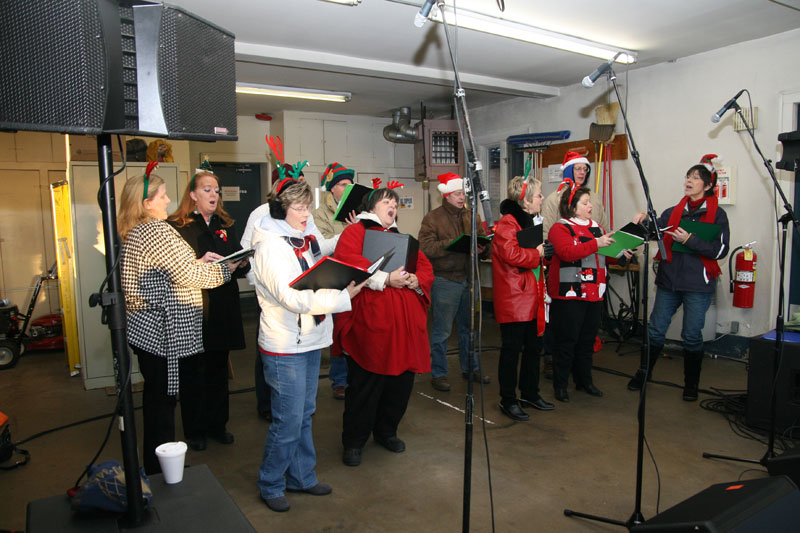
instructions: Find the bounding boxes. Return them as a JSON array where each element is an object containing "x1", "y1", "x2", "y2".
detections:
[{"x1": 70, "y1": 460, "x2": 152, "y2": 513}]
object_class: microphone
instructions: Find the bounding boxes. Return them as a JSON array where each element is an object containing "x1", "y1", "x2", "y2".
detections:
[
  {"x1": 710, "y1": 89, "x2": 745, "y2": 123},
  {"x1": 582, "y1": 52, "x2": 622, "y2": 88},
  {"x1": 414, "y1": 0, "x2": 437, "y2": 28}
]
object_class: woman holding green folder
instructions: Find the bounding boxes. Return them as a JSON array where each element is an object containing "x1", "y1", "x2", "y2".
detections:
[
  {"x1": 627, "y1": 156, "x2": 729, "y2": 401},
  {"x1": 547, "y1": 182, "x2": 632, "y2": 402}
]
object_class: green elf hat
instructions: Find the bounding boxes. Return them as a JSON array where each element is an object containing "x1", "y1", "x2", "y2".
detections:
[{"x1": 320, "y1": 162, "x2": 355, "y2": 191}]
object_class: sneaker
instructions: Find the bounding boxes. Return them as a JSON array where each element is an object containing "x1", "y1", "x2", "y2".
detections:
[
  {"x1": 287, "y1": 483, "x2": 332, "y2": 496},
  {"x1": 264, "y1": 496, "x2": 290, "y2": 512},
  {"x1": 333, "y1": 386, "x2": 346, "y2": 400},
  {"x1": 431, "y1": 376, "x2": 451, "y2": 392}
]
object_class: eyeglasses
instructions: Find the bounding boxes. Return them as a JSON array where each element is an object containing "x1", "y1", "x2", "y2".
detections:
[
  {"x1": 289, "y1": 205, "x2": 311, "y2": 214},
  {"x1": 573, "y1": 166, "x2": 589, "y2": 173}
]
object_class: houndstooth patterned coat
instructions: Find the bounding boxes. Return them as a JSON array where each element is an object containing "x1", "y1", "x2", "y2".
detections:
[{"x1": 121, "y1": 219, "x2": 230, "y2": 394}]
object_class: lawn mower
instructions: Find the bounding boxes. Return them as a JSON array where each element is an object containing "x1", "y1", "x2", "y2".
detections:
[{"x1": 0, "y1": 262, "x2": 63, "y2": 370}]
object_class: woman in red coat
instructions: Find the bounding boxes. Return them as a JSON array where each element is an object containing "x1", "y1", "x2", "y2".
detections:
[
  {"x1": 547, "y1": 182, "x2": 631, "y2": 402},
  {"x1": 333, "y1": 186, "x2": 434, "y2": 467},
  {"x1": 492, "y1": 176, "x2": 554, "y2": 422}
]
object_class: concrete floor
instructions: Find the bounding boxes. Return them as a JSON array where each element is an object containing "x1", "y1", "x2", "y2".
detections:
[{"x1": 1, "y1": 306, "x2": 771, "y2": 532}]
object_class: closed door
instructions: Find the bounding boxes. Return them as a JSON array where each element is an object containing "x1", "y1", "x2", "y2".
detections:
[{"x1": 210, "y1": 163, "x2": 262, "y2": 245}]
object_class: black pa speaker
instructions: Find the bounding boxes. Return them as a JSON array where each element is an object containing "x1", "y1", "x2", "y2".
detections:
[
  {"x1": 746, "y1": 336, "x2": 800, "y2": 435},
  {"x1": 631, "y1": 476, "x2": 800, "y2": 532},
  {"x1": 0, "y1": 0, "x2": 237, "y2": 141}
]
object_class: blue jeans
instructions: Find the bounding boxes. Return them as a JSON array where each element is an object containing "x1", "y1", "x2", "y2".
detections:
[
  {"x1": 257, "y1": 349, "x2": 321, "y2": 500},
  {"x1": 429, "y1": 276, "x2": 475, "y2": 378},
  {"x1": 329, "y1": 355, "x2": 348, "y2": 389},
  {"x1": 648, "y1": 287, "x2": 713, "y2": 352}
]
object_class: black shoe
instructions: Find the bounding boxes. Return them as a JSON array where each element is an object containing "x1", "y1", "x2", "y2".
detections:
[
  {"x1": 683, "y1": 383, "x2": 699, "y2": 402},
  {"x1": 287, "y1": 483, "x2": 332, "y2": 496},
  {"x1": 519, "y1": 396, "x2": 555, "y2": 411},
  {"x1": 627, "y1": 371, "x2": 646, "y2": 391},
  {"x1": 209, "y1": 430, "x2": 234, "y2": 445},
  {"x1": 374, "y1": 435, "x2": 406, "y2": 453},
  {"x1": 186, "y1": 436, "x2": 207, "y2": 451},
  {"x1": 499, "y1": 402, "x2": 530, "y2": 421},
  {"x1": 342, "y1": 448, "x2": 362, "y2": 466},
  {"x1": 576, "y1": 383, "x2": 603, "y2": 397},
  {"x1": 554, "y1": 388, "x2": 569, "y2": 403}
]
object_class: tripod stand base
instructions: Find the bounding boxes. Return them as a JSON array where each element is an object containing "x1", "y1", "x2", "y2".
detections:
[
  {"x1": 765, "y1": 447, "x2": 800, "y2": 487},
  {"x1": 563, "y1": 508, "x2": 627, "y2": 528},
  {"x1": 702, "y1": 451, "x2": 761, "y2": 465}
]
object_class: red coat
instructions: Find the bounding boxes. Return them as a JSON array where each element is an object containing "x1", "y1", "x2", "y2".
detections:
[
  {"x1": 333, "y1": 221, "x2": 433, "y2": 376},
  {"x1": 547, "y1": 218, "x2": 609, "y2": 302},
  {"x1": 491, "y1": 200, "x2": 545, "y2": 332}
]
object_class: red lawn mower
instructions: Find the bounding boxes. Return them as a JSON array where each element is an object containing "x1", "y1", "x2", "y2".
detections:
[{"x1": 0, "y1": 262, "x2": 63, "y2": 370}]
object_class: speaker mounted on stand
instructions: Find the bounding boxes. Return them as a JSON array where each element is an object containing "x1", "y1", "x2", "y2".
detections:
[{"x1": 0, "y1": 0, "x2": 237, "y2": 141}]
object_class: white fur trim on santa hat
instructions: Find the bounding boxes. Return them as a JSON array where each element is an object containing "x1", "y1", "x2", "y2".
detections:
[
  {"x1": 561, "y1": 152, "x2": 590, "y2": 170},
  {"x1": 437, "y1": 173, "x2": 464, "y2": 196}
]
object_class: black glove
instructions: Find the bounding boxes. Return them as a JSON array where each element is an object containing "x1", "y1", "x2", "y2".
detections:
[{"x1": 543, "y1": 240, "x2": 555, "y2": 260}]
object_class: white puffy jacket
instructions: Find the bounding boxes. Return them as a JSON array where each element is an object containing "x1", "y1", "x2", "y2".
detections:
[{"x1": 251, "y1": 211, "x2": 350, "y2": 354}]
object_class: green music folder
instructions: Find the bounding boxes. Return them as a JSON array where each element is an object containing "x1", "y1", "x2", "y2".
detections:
[
  {"x1": 445, "y1": 234, "x2": 492, "y2": 254},
  {"x1": 333, "y1": 183, "x2": 371, "y2": 222},
  {"x1": 672, "y1": 220, "x2": 721, "y2": 253}
]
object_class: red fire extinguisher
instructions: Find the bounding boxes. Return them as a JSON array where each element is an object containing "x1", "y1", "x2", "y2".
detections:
[{"x1": 729, "y1": 242, "x2": 756, "y2": 308}]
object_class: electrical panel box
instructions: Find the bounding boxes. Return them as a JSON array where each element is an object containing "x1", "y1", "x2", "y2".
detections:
[{"x1": 414, "y1": 119, "x2": 465, "y2": 182}]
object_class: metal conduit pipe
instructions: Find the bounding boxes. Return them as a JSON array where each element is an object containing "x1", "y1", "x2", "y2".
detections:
[{"x1": 383, "y1": 106, "x2": 418, "y2": 143}]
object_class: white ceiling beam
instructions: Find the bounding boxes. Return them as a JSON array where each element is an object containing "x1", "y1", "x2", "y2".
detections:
[{"x1": 235, "y1": 41, "x2": 560, "y2": 99}]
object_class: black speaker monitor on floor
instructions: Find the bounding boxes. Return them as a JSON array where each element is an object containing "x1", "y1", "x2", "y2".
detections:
[
  {"x1": 631, "y1": 476, "x2": 800, "y2": 532},
  {"x1": 0, "y1": 0, "x2": 237, "y2": 141}
]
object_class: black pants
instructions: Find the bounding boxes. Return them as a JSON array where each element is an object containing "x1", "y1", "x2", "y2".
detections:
[
  {"x1": 199, "y1": 349, "x2": 230, "y2": 435},
  {"x1": 551, "y1": 300, "x2": 602, "y2": 390},
  {"x1": 134, "y1": 347, "x2": 202, "y2": 475},
  {"x1": 498, "y1": 320, "x2": 542, "y2": 404},
  {"x1": 342, "y1": 357, "x2": 415, "y2": 449}
]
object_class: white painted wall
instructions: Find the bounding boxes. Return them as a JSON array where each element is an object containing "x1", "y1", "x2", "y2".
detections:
[{"x1": 469, "y1": 28, "x2": 800, "y2": 338}]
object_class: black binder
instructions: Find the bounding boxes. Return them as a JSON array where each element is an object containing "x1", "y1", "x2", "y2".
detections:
[
  {"x1": 333, "y1": 184, "x2": 371, "y2": 222},
  {"x1": 289, "y1": 255, "x2": 386, "y2": 291},
  {"x1": 516, "y1": 224, "x2": 543, "y2": 249},
  {"x1": 362, "y1": 230, "x2": 419, "y2": 273},
  {"x1": 445, "y1": 234, "x2": 492, "y2": 254}
]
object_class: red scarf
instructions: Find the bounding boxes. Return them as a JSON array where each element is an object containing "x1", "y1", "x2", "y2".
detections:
[{"x1": 656, "y1": 195, "x2": 722, "y2": 279}]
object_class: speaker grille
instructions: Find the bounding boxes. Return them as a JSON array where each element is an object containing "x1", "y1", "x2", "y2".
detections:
[
  {"x1": 158, "y1": 7, "x2": 237, "y2": 140},
  {"x1": 0, "y1": 0, "x2": 107, "y2": 134}
]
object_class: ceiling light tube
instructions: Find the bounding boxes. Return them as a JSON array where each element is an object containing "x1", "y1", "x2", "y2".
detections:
[
  {"x1": 430, "y1": 4, "x2": 636, "y2": 63},
  {"x1": 319, "y1": 0, "x2": 362, "y2": 5},
  {"x1": 235, "y1": 83, "x2": 352, "y2": 103}
]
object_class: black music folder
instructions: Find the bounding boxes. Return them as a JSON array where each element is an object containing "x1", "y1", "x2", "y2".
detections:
[
  {"x1": 333, "y1": 184, "x2": 371, "y2": 222},
  {"x1": 516, "y1": 224, "x2": 543, "y2": 249},
  {"x1": 289, "y1": 255, "x2": 386, "y2": 291},
  {"x1": 445, "y1": 234, "x2": 492, "y2": 254},
  {"x1": 362, "y1": 230, "x2": 419, "y2": 273}
]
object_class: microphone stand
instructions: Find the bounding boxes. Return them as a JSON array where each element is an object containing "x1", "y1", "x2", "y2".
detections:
[
  {"x1": 436, "y1": 4, "x2": 495, "y2": 532},
  {"x1": 702, "y1": 103, "x2": 800, "y2": 470},
  {"x1": 95, "y1": 134, "x2": 147, "y2": 526},
  {"x1": 564, "y1": 67, "x2": 665, "y2": 529}
]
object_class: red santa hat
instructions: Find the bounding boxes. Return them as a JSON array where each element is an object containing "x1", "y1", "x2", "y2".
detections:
[
  {"x1": 437, "y1": 172, "x2": 463, "y2": 196},
  {"x1": 560, "y1": 151, "x2": 590, "y2": 171}
]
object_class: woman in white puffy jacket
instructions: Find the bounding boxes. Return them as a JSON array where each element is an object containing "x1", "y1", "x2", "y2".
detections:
[{"x1": 250, "y1": 177, "x2": 364, "y2": 513}]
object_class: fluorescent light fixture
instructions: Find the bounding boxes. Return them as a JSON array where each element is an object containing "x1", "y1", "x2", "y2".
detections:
[
  {"x1": 427, "y1": 3, "x2": 636, "y2": 63},
  {"x1": 319, "y1": 0, "x2": 362, "y2": 4},
  {"x1": 235, "y1": 83, "x2": 352, "y2": 103}
]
